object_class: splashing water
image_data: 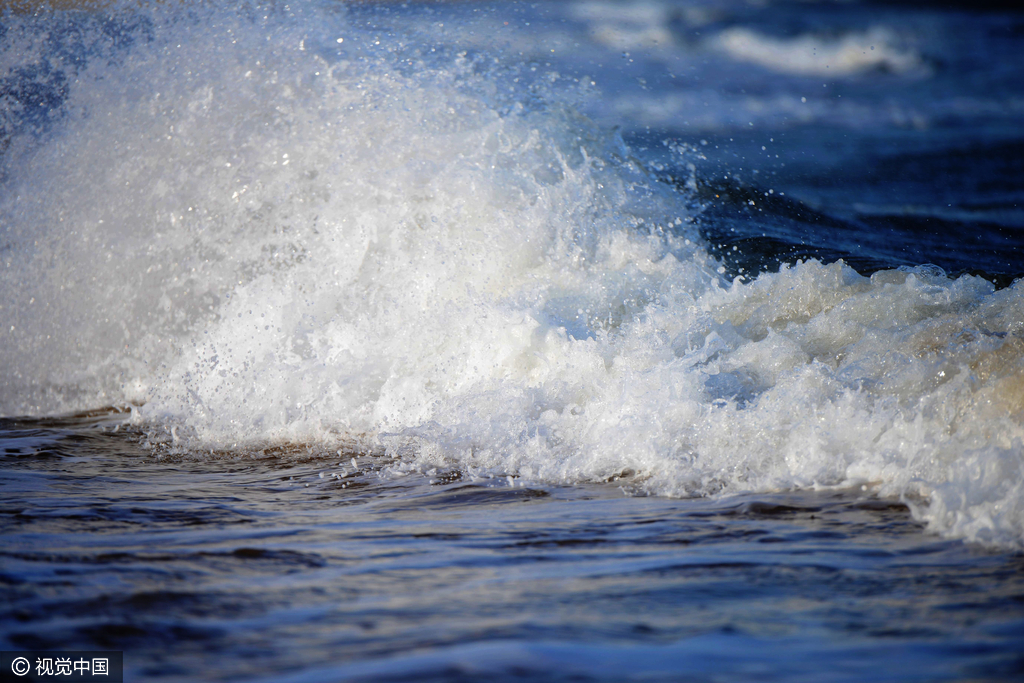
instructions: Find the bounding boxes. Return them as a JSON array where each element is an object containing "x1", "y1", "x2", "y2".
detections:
[{"x1": 1, "y1": 2, "x2": 1022, "y2": 549}]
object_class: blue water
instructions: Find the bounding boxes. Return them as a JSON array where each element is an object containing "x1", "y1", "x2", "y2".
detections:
[
  {"x1": 3, "y1": 411, "x2": 1023, "y2": 682},
  {"x1": 2, "y1": 1, "x2": 1024, "y2": 681}
]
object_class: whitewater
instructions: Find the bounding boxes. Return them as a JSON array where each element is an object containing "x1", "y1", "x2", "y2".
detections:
[
  {"x1": 1, "y1": 2, "x2": 1022, "y2": 551},
  {"x1": 5, "y1": 3, "x2": 1024, "y2": 681}
]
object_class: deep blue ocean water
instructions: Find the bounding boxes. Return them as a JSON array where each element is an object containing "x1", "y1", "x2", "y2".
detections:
[{"x1": 2, "y1": 1, "x2": 1024, "y2": 681}]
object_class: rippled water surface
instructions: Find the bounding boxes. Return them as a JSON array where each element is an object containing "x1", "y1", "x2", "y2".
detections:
[{"x1": 2, "y1": 413, "x2": 1023, "y2": 681}]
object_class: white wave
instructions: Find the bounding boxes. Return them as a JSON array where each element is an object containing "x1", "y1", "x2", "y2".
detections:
[
  {"x1": 714, "y1": 27, "x2": 925, "y2": 76},
  {"x1": 0, "y1": 3, "x2": 1021, "y2": 548},
  {"x1": 571, "y1": 1, "x2": 676, "y2": 51}
]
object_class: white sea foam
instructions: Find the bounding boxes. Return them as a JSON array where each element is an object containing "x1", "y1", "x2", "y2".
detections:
[
  {"x1": 1, "y1": 3, "x2": 1021, "y2": 548},
  {"x1": 713, "y1": 26, "x2": 924, "y2": 77},
  {"x1": 571, "y1": 1, "x2": 676, "y2": 52}
]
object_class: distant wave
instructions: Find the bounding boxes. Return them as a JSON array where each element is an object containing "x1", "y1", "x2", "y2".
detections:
[{"x1": 713, "y1": 27, "x2": 925, "y2": 76}]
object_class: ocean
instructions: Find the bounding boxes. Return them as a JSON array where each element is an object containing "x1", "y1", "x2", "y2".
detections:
[{"x1": 1, "y1": 1, "x2": 1023, "y2": 680}]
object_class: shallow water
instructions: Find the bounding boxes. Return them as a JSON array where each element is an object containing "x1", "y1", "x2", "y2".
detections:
[
  {"x1": 2, "y1": 412, "x2": 1023, "y2": 682},
  {"x1": 2, "y1": 0, "x2": 1024, "y2": 679}
]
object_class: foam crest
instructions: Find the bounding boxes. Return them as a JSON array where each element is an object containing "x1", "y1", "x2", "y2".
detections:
[{"x1": 1, "y1": 3, "x2": 1021, "y2": 548}]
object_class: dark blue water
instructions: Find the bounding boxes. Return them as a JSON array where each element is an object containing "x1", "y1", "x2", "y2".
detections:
[
  {"x1": 3, "y1": 412, "x2": 1023, "y2": 682},
  {"x1": 2, "y1": 1, "x2": 1024, "y2": 681}
]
